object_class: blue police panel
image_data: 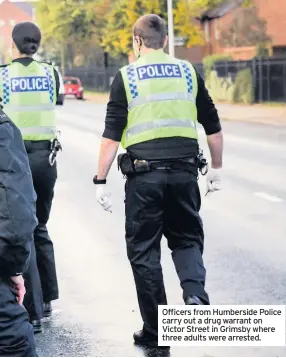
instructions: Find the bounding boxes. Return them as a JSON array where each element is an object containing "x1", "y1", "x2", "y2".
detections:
[
  {"x1": 136, "y1": 64, "x2": 182, "y2": 80},
  {"x1": 10, "y1": 76, "x2": 50, "y2": 93}
]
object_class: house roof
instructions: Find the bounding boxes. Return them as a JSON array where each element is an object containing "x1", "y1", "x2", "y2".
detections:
[
  {"x1": 200, "y1": 0, "x2": 245, "y2": 21},
  {"x1": 0, "y1": 1, "x2": 36, "y2": 16},
  {"x1": 13, "y1": 1, "x2": 34, "y2": 16}
]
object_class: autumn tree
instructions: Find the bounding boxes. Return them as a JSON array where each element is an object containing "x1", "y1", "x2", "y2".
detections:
[
  {"x1": 36, "y1": 0, "x2": 112, "y2": 70},
  {"x1": 101, "y1": 0, "x2": 166, "y2": 58},
  {"x1": 174, "y1": 0, "x2": 228, "y2": 47}
]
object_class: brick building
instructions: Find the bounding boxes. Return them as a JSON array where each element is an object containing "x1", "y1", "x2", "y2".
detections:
[
  {"x1": 0, "y1": 0, "x2": 37, "y2": 63},
  {"x1": 175, "y1": 0, "x2": 286, "y2": 62}
]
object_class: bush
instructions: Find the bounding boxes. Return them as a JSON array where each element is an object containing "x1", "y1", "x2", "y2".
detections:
[
  {"x1": 207, "y1": 70, "x2": 235, "y2": 102},
  {"x1": 206, "y1": 68, "x2": 254, "y2": 104},
  {"x1": 232, "y1": 68, "x2": 254, "y2": 104},
  {"x1": 203, "y1": 54, "x2": 233, "y2": 79}
]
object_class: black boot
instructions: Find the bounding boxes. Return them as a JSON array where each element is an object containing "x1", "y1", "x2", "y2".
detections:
[
  {"x1": 43, "y1": 302, "x2": 52, "y2": 317},
  {"x1": 185, "y1": 295, "x2": 205, "y2": 305},
  {"x1": 134, "y1": 329, "x2": 170, "y2": 351},
  {"x1": 133, "y1": 329, "x2": 158, "y2": 347},
  {"x1": 30, "y1": 320, "x2": 42, "y2": 334}
]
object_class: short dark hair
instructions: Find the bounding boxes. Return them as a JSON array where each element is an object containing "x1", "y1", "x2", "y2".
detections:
[
  {"x1": 133, "y1": 14, "x2": 167, "y2": 50},
  {"x1": 12, "y1": 22, "x2": 41, "y2": 55}
]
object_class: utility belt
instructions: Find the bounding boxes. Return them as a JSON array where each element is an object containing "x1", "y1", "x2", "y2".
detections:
[
  {"x1": 117, "y1": 150, "x2": 208, "y2": 177},
  {"x1": 24, "y1": 132, "x2": 62, "y2": 166}
]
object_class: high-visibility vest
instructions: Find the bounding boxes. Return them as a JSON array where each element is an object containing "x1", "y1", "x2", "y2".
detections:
[
  {"x1": 120, "y1": 50, "x2": 198, "y2": 149},
  {"x1": 0, "y1": 61, "x2": 57, "y2": 141}
]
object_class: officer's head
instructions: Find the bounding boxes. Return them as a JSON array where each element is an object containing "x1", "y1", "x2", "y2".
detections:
[
  {"x1": 133, "y1": 14, "x2": 168, "y2": 59},
  {"x1": 11, "y1": 22, "x2": 41, "y2": 59}
]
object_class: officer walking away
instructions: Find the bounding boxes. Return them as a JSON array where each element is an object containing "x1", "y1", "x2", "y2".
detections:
[
  {"x1": 94, "y1": 15, "x2": 223, "y2": 348},
  {"x1": 0, "y1": 101, "x2": 38, "y2": 356},
  {"x1": 0, "y1": 22, "x2": 60, "y2": 333}
]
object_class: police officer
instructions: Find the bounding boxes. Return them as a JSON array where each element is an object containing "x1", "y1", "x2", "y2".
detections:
[
  {"x1": 94, "y1": 14, "x2": 223, "y2": 347},
  {"x1": 0, "y1": 101, "x2": 38, "y2": 356},
  {"x1": 0, "y1": 22, "x2": 60, "y2": 332}
]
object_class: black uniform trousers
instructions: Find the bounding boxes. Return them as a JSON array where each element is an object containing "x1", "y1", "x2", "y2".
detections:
[
  {"x1": 0, "y1": 279, "x2": 37, "y2": 357},
  {"x1": 125, "y1": 167, "x2": 209, "y2": 336},
  {"x1": 23, "y1": 141, "x2": 59, "y2": 320}
]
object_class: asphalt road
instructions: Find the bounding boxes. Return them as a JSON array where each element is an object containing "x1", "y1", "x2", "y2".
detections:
[{"x1": 35, "y1": 99, "x2": 286, "y2": 357}]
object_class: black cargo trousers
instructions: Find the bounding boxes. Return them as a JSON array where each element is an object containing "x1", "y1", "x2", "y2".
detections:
[
  {"x1": 0, "y1": 279, "x2": 37, "y2": 357},
  {"x1": 124, "y1": 164, "x2": 210, "y2": 336},
  {"x1": 23, "y1": 141, "x2": 59, "y2": 320}
]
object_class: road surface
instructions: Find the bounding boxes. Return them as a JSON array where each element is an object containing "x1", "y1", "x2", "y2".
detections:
[{"x1": 35, "y1": 99, "x2": 286, "y2": 357}]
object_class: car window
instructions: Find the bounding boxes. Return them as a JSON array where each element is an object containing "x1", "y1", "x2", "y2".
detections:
[{"x1": 64, "y1": 79, "x2": 79, "y2": 85}]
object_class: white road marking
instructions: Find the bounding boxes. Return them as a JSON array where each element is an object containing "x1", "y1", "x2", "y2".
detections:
[{"x1": 254, "y1": 192, "x2": 284, "y2": 203}]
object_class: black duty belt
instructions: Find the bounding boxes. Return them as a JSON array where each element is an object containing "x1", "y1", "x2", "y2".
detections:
[
  {"x1": 24, "y1": 140, "x2": 51, "y2": 153},
  {"x1": 117, "y1": 153, "x2": 198, "y2": 177},
  {"x1": 149, "y1": 158, "x2": 196, "y2": 171}
]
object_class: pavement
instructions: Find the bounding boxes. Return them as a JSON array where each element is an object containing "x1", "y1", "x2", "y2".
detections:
[
  {"x1": 216, "y1": 103, "x2": 286, "y2": 126},
  {"x1": 35, "y1": 99, "x2": 286, "y2": 357}
]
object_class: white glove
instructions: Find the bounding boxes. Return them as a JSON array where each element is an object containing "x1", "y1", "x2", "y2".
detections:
[
  {"x1": 95, "y1": 185, "x2": 112, "y2": 212},
  {"x1": 206, "y1": 168, "x2": 222, "y2": 195}
]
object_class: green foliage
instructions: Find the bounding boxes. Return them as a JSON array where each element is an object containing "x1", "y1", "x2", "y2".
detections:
[
  {"x1": 102, "y1": 0, "x2": 228, "y2": 57},
  {"x1": 256, "y1": 43, "x2": 270, "y2": 57},
  {"x1": 36, "y1": 0, "x2": 112, "y2": 68},
  {"x1": 203, "y1": 54, "x2": 232, "y2": 79},
  {"x1": 206, "y1": 68, "x2": 254, "y2": 104},
  {"x1": 232, "y1": 68, "x2": 254, "y2": 104},
  {"x1": 101, "y1": 0, "x2": 166, "y2": 58}
]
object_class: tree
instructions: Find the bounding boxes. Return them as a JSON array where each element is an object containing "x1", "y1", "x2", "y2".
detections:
[
  {"x1": 101, "y1": 0, "x2": 166, "y2": 58},
  {"x1": 219, "y1": 6, "x2": 271, "y2": 48},
  {"x1": 174, "y1": 0, "x2": 228, "y2": 47},
  {"x1": 101, "y1": 0, "x2": 230, "y2": 57},
  {"x1": 36, "y1": 0, "x2": 112, "y2": 70}
]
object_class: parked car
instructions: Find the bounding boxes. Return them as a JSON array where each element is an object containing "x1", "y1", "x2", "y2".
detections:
[
  {"x1": 56, "y1": 69, "x2": 65, "y2": 105},
  {"x1": 63, "y1": 77, "x2": 84, "y2": 100}
]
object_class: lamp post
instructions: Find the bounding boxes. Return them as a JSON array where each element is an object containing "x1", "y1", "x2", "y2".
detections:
[{"x1": 167, "y1": 0, "x2": 175, "y2": 57}]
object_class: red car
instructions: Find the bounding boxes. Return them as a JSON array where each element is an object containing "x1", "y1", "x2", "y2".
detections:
[{"x1": 64, "y1": 77, "x2": 84, "y2": 100}]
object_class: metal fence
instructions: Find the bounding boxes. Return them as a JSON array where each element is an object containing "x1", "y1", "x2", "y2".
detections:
[
  {"x1": 64, "y1": 66, "x2": 120, "y2": 91},
  {"x1": 66, "y1": 56, "x2": 286, "y2": 103},
  {"x1": 194, "y1": 57, "x2": 286, "y2": 103}
]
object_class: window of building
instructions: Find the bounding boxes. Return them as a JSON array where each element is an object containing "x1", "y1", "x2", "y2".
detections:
[
  {"x1": 10, "y1": 20, "x2": 15, "y2": 26},
  {"x1": 0, "y1": 20, "x2": 5, "y2": 27}
]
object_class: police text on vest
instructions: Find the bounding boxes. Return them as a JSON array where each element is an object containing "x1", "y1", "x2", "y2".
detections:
[
  {"x1": 136, "y1": 64, "x2": 182, "y2": 80},
  {"x1": 11, "y1": 76, "x2": 49, "y2": 92}
]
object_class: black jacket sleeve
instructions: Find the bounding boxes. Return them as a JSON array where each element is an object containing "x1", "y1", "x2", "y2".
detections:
[
  {"x1": 102, "y1": 71, "x2": 128, "y2": 141},
  {"x1": 53, "y1": 68, "x2": 60, "y2": 99},
  {"x1": 0, "y1": 105, "x2": 38, "y2": 278},
  {"x1": 195, "y1": 69, "x2": 222, "y2": 135}
]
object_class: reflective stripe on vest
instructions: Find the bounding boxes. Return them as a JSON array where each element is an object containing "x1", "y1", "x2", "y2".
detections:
[
  {"x1": 20, "y1": 126, "x2": 56, "y2": 136},
  {"x1": 126, "y1": 118, "x2": 196, "y2": 138},
  {"x1": 128, "y1": 92, "x2": 195, "y2": 110},
  {"x1": 4, "y1": 104, "x2": 55, "y2": 112}
]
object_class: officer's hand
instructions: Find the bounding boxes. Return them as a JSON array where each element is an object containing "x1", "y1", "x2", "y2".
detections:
[
  {"x1": 95, "y1": 185, "x2": 112, "y2": 213},
  {"x1": 11, "y1": 275, "x2": 26, "y2": 305},
  {"x1": 206, "y1": 168, "x2": 222, "y2": 195}
]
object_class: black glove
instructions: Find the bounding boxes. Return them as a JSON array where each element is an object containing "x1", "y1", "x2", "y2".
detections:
[{"x1": 0, "y1": 97, "x2": 3, "y2": 110}]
